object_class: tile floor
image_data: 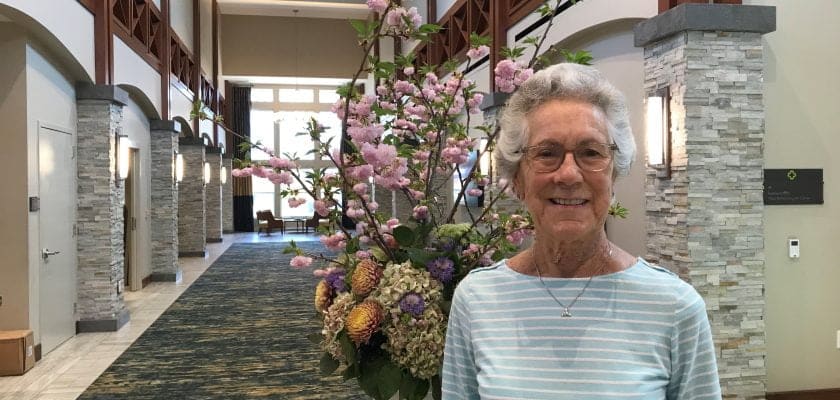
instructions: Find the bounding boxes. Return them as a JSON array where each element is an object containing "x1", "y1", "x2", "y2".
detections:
[{"x1": 0, "y1": 232, "x2": 317, "y2": 400}]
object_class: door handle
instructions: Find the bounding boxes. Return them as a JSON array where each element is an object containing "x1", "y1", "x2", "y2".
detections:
[{"x1": 42, "y1": 248, "x2": 61, "y2": 260}]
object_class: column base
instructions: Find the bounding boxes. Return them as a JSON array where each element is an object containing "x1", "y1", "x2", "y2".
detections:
[
  {"x1": 76, "y1": 309, "x2": 130, "y2": 333},
  {"x1": 150, "y1": 270, "x2": 183, "y2": 283},
  {"x1": 206, "y1": 238, "x2": 223, "y2": 243},
  {"x1": 179, "y1": 251, "x2": 207, "y2": 257}
]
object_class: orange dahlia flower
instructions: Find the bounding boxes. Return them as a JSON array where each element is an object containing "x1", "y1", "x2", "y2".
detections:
[
  {"x1": 351, "y1": 259, "x2": 381, "y2": 297},
  {"x1": 346, "y1": 300, "x2": 384, "y2": 345},
  {"x1": 315, "y1": 280, "x2": 332, "y2": 313}
]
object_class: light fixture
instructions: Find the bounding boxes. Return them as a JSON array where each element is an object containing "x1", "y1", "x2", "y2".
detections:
[
  {"x1": 117, "y1": 134, "x2": 130, "y2": 183},
  {"x1": 221, "y1": 166, "x2": 227, "y2": 185},
  {"x1": 645, "y1": 87, "x2": 671, "y2": 178},
  {"x1": 204, "y1": 161, "x2": 211, "y2": 184},
  {"x1": 175, "y1": 152, "x2": 185, "y2": 183},
  {"x1": 479, "y1": 138, "x2": 490, "y2": 176}
]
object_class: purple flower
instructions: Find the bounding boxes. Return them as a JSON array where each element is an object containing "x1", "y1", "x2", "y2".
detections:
[
  {"x1": 399, "y1": 292, "x2": 426, "y2": 317},
  {"x1": 426, "y1": 257, "x2": 454, "y2": 283},
  {"x1": 325, "y1": 269, "x2": 347, "y2": 293}
]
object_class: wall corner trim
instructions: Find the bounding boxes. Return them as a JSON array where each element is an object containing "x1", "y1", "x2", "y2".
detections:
[
  {"x1": 633, "y1": 4, "x2": 776, "y2": 47},
  {"x1": 151, "y1": 119, "x2": 182, "y2": 134},
  {"x1": 75, "y1": 83, "x2": 130, "y2": 106}
]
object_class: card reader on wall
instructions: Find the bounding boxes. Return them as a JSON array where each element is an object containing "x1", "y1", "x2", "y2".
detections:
[{"x1": 789, "y1": 238, "x2": 800, "y2": 259}]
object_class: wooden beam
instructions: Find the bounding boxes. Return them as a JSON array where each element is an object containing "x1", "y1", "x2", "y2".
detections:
[
  {"x1": 192, "y1": 0, "x2": 201, "y2": 138},
  {"x1": 93, "y1": 0, "x2": 113, "y2": 84},
  {"x1": 490, "y1": 0, "x2": 508, "y2": 92},
  {"x1": 212, "y1": 0, "x2": 220, "y2": 145},
  {"x1": 161, "y1": 0, "x2": 171, "y2": 119},
  {"x1": 77, "y1": 0, "x2": 95, "y2": 14}
]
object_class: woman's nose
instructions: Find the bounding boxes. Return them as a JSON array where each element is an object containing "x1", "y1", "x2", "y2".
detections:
[{"x1": 551, "y1": 152, "x2": 584, "y2": 183}]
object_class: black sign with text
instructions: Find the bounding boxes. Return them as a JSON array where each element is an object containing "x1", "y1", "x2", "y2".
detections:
[{"x1": 763, "y1": 169, "x2": 823, "y2": 205}]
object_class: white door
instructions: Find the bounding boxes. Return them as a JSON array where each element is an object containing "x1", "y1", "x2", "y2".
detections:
[{"x1": 38, "y1": 122, "x2": 77, "y2": 355}]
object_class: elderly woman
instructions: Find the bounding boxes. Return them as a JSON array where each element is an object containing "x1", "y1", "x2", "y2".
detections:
[{"x1": 442, "y1": 63, "x2": 721, "y2": 399}]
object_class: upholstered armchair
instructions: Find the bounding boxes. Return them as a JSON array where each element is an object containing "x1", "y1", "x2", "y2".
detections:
[{"x1": 256, "y1": 210, "x2": 284, "y2": 235}]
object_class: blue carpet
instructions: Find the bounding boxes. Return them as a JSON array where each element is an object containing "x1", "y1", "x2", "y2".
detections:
[{"x1": 79, "y1": 242, "x2": 368, "y2": 399}]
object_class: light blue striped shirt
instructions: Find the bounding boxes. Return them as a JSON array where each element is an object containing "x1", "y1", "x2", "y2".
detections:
[{"x1": 442, "y1": 258, "x2": 721, "y2": 400}]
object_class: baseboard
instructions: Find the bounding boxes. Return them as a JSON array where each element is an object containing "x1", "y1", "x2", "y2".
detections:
[
  {"x1": 179, "y1": 251, "x2": 207, "y2": 257},
  {"x1": 767, "y1": 388, "x2": 840, "y2": 400},
  {"x1": 206, "y1": 237, "x2": 223, "y2": 243},
  {"x1": 223, "y1": 229, "x2": 234, "y2": 234},
  {"x1": 141, "y1": 274, "x2": 152, "y2": 288},
  {"x1": 34, "y1": 343, "x2": 42, "y2": 361},
  {"x1": 76, "y1": 309, "x2": 130, "y2": 333},
  {"x1": 150, "y1": 271, "x2": 183, "y2": 283}
]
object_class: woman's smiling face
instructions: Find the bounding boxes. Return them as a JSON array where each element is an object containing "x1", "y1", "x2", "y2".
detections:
[{"x1": 514, "y1": 99, "x2": 615, "y2": 242}]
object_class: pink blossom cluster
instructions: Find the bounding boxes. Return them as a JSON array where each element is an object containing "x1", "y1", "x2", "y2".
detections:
[
  {"x1": 441, "y1": 138, "x2": 476, "y2": 165},
  {"x1": 384, "y1": 7, "x2": 422, "y2": 34},
  {"x1": 412, "y1": 205, "x2": 429, "y2": 221},
  {"x1": 320, "y1": 232, "x2": 347, "y2": 251},
  {"x1": 365, "y1": 0, "x2": 388, "y2": 14},
  {"x1": 268, "y1": 157, "x2": 296, "y2": 169},
  {"x1": 314, "y1": 199, "x2": 331, "y2": 217},
  {"x1": 290, "y1": 255, "x2": 314, "y2": 269},
  {"x1": 466, "y1": 45, "x2": 489, "y2": 61},
  {"x1": 287, "y1": 197, "x2": 306, "y2": 208},
  {"x1": 494, "y1": 59, "x2": 534, "y2": 93}
]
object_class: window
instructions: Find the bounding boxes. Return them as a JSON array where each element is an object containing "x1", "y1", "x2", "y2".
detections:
[
  {"x1": 278, "y1": 88, "x2": 314, "y2": 103},
  {"x1": 251, "y1": 88, "x2": 274, "y2": 103},
  {"x1": 250, "y1": 83, "x2": 345, "y2": 218},
  {"x1": 250, "y1": 110, "x2": 274, "y2": 161}
]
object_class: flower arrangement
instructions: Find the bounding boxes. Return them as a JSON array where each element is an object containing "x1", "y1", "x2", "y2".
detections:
[{"x1": 198, "y1": 1, "x2": 607, "y2": 398}]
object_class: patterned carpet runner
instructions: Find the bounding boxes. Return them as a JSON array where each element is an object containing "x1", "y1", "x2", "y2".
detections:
[{"x1": 80, "y1": 242, "x2": 368, "y2": 399}]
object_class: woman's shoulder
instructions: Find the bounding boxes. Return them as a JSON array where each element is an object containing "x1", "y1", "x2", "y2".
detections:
[
  {"x1": 622, "y1": 258, "x2": 707, "y2": 308},
  {"x1": 454, "y1": 259, "x2": 520, "y2": 295}
]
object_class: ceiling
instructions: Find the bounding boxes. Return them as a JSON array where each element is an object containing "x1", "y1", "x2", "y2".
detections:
[{"x1": 218, "y1": 0, "x2": 370, "y2": 19}]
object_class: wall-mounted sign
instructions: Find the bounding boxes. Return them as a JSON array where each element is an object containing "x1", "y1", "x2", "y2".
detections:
[{"x1": 764, "y1": 169, "x2": 823, "y2": 205}]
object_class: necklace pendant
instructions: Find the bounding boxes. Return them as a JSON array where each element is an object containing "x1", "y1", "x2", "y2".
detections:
[{"x1": 561, "y1": 308, "x2": 572, "y2": 318}]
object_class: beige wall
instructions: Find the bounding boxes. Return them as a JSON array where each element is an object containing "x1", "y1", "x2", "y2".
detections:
[
  {"x1": 121, "y1": 98, "x2": 153, "y2": 290},
  {"x1": 0, "y1": 23, "x2": 30, "y2": 331},
  {"x1": 220, "y1": 15, "x2": 363, "y2": 78},
  {"x1": 744, "y1": 0, "x2": 840, "y2": 392},
  {"x1": 0, "y1": 1, "x2": 94, "y2": 80},
  {"x1": 555, "y1": 20, "x2": 647, "y2": 257},
  {"x1": 114, "y1": 37, "x2": 162, "y2": 117},
  {"x1": 200, "y1": 0, "x2": 212, "y2": 76},
  {"x1": 171, "y1": 0, "x2": 193, "y2": 52},
  {"x1": 25, "y1": 41, "x2": 78, "y2": 345}
]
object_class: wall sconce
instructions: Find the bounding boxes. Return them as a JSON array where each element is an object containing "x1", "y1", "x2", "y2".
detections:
[
  {"x1": 116, "y1": 134, "x2": 130, "y2": 185},
  {"x1": 204, "y1": 162, "x2": 211, "y2": 184},
  {"x1": 220, "y1": 166, "x2": 227, "y2": 185},
  {"x1": 645, "y1": 87, "x2": 671, "y2": 178},
  {"x1": 175, "y1": 153, "x2": 185, "y2": 183}
]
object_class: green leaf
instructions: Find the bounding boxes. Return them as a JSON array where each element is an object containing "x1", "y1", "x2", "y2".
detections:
[
  {"x1": 307, "y1": 332, "x2": 322, "y2": 345},
  {"x1": 350, "y1": 19, "x2": 369, "y2": 39},
  {"x1": 405, "y1": 248, "x2": 441, "y2": 267},
  {"x1": 392, "y1": 225, "x2": 416, "y2": 247},
  {"x1": 418, "y1": 23, "x2": 441, "y2": 34},
  {"x1": 359, "y1": 355, "x2": 401, "y2": 400},
  {"x1": 399, "y1": 373, "x2": 430, "y2": 400},
  {"x1": 319, "y1": 352, "x2": 340, "y2": 375},
  {"x1": 338, "y1": 330, "x2": 357, "y2": 367},
  {"x1": 431, "y1": 375, "x2": 442, "y2": 400},
  {"x1": 369, "y1": 246, "x2": 387, "y2": 261}
]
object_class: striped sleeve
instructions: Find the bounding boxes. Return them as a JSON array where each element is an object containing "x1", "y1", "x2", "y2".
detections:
[
  {"x1": 442, "y1": 282, "x2": 480, "y2": 400},
  {"x1": 667, "y1": 289, "x2": 722, "y2": 400}
]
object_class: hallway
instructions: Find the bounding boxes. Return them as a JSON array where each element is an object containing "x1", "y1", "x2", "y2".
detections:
[{"x1": 0, "y1": 233, "x2": 317, "y2": 400}]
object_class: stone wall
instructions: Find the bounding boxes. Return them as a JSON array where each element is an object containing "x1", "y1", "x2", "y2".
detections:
[
  {"x1": 205, "y1": 148, "x2": 223, "y2": 242},
  {"x1": 75, "y1": 85, "x2": 130, "y2": 332},
  {"x1": 150, "y1": 120, "x2": 181, "y2": 282},
  {"x1": 636, "y1": 4, "x2": 775, "y2": 398},
  {"x1": 177, "y1": 140, "x2": 206, "y2": 257},
  {"x1": 222, "y1": 157, "x2": 234, "y2": 233}
]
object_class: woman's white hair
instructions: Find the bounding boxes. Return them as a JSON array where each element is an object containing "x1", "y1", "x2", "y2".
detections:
[{"x1": 494, "y1": 63, "x2": 636, "y2": 184}]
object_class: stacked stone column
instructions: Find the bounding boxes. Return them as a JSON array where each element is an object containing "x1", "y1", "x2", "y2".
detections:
[
  {"x1": 222, "y1": 156, "x2": 234, "y2": 233},
  {"x1": 205, "y1": 147, "x2": 223, "y2": 243},
  {"x1": 75, "y1": 84, "x2": 130, "y2": 332},
  {"x1": 177, "y1": 138, "x2": 206, "y2": 257},
  {"x1": 150, "y1": 120, "x2": 181, "y2": 282},
  {"x1": 634, "y1": 4, "x2": 775, "y2": 398}
]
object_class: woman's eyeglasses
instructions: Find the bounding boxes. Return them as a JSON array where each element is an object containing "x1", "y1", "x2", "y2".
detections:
[{"x1": 517, "y1": 142, "x2": 618, "y2": 173}]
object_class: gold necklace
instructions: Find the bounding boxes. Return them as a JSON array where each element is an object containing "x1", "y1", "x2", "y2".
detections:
[{"x1": 533, "y1": 243, "x2": 612, "y2": 318}]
